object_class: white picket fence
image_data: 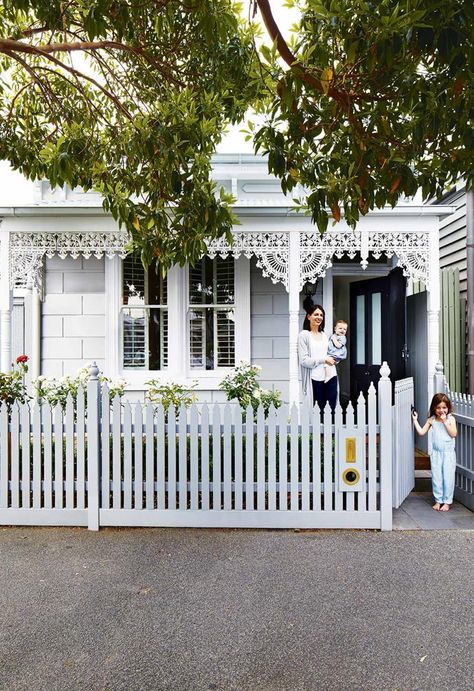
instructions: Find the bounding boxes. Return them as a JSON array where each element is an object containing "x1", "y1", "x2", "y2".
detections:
[
  {"x1": 434, "y1": 363, "x2": 474, "y2": 510},
  {"x1": 0, "y1": 363, "x2": 398, "y2": 531}
]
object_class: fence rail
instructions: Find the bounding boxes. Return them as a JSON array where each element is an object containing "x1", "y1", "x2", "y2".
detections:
[{"x1": 0, "y1": 363, "x2": 397, "y2": 530}]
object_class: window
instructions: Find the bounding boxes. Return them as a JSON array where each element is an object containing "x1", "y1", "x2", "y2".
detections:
[
  {"x1": 122, "y1": 256, "x2": 168, "y2": 369},
  {"x1": 188, "y1": 257, "x2": 235, "y2": 370}
]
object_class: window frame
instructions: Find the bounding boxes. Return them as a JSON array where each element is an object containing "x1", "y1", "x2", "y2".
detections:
[{"x1": 105, "y1": 255, "x2": 250, "y2": 390}]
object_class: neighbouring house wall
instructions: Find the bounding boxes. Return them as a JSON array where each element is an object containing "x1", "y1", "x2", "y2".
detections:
[
  {"x1": 41, "y1": 256, "x2": 106, "y2": 377},
  {"x1": 439, "y1": 192, "x2": 467, "y2": 298}
]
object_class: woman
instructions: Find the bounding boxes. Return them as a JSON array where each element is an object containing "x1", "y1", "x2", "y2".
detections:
[{"x1": 298, "y1": 302, "x2": 337, "y2": 411}]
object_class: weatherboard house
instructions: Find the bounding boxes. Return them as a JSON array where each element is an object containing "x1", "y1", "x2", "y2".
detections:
[{"x1": 0, "y1": 154, "x2": 454, "y2": 415}]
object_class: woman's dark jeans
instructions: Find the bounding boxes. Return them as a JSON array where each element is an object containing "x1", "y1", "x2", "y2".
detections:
[{"x1": 311, "y1": 376, "x2": 337, "y2": 413}]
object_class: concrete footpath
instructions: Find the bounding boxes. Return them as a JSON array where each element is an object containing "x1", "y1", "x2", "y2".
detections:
[{"x1": 1, "y1": 527, "x2": 473, "y2": 691}]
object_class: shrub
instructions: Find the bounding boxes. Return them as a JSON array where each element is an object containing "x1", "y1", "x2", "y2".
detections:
[
  {"x1": 34, "y1": 367, "x2": 127, "y2": 408},
  {"x1": 219, "y1": 360, "x2": 281, "y2": 415},
  {"x1": 146, "y1": 380, "x2": 198, "y2": 409},
  {"x1": 0, "y1": 355, "x2": 29, "y2": 409}
]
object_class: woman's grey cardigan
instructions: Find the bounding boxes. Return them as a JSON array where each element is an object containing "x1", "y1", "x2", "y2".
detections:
[{"x1": 297, "y1": 330, "x2": 328, "y2": 408}]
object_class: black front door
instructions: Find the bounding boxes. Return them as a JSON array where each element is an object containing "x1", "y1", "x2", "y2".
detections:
[{"x1": 349, "y1": 268, "x2": 406, "y2": 401}]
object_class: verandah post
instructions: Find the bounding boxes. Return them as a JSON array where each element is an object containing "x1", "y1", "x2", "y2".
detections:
[
  {"x1": 378, "y1": 362, "x2": 393, "y2": 531},
  {"x1": 288, "y1": 231, "x2": 301, "y2": 407},
  {"x1": 87, "y1": 362, "x2": 101, "y2": 531}
]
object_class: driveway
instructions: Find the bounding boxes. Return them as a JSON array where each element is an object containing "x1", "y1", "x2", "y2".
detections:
[{"x1": 1, "y1": 527, "x2": 473, "y2": 691}]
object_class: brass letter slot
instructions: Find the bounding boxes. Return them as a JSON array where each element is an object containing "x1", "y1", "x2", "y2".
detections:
[{"x1": 346, "y1": 437, "x2": 356, "y2": 463}]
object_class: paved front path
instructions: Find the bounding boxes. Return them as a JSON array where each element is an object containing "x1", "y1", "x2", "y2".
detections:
[
  {"x1": 1, "y1": 527, "x2": 473, "y2": 691},
  {"x1": 394, "y1": 493, "x2": 474, "y2": 530}
]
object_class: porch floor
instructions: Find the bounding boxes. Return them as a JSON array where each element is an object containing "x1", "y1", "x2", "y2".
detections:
[{"x1": 393, "y1": 485, "x2": 474, "y2": 530}]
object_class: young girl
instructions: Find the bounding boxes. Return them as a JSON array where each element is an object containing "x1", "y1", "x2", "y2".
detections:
[{"x1": 412, "y1": 393, "x2": 457, "y2": 511}]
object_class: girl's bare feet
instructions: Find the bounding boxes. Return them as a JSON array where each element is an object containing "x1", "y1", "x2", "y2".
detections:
[
  {"x1": 432, "y1": 503, "x2": 441, "y2": 511},
  {"x1": 440, "y1": 503, "x2": 451, "y2": 511}
]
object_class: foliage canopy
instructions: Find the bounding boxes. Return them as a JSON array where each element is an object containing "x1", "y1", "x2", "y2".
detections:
[{"x1": 0, "y1": 0, "x2": 472, "y2": 266}]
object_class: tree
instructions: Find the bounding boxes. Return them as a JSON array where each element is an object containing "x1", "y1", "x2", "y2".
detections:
[{"x1": 0, "y1": 0, "x2": 472, "y2": 267}]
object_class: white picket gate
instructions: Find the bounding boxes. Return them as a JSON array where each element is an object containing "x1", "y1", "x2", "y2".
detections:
[
  {"x1": 0, "y1": 363, "x2": 397, "y2": 531},
  {"x1": 392, "y1": 377, "x2": 415, "y2": 508}
]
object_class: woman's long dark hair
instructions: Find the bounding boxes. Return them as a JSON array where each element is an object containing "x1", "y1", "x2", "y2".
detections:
[{"x1": 303, "y1": 299, "x2": 325, "y2": 332}]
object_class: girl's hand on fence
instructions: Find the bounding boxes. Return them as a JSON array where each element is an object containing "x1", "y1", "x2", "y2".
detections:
[{"x1": 412, "y1": 411, "x2": 418, "y2": 421}]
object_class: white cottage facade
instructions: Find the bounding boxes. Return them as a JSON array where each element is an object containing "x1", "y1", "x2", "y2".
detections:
[{"x1": 0, "y1": 155, "x2": 455, "y2": 409}]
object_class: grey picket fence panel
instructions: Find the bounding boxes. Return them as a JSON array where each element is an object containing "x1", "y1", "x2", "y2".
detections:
[
  {"x1": 0, "y1": 364, "x2": 396, "y2": 530},
  {"x1": 434, "y1": 363, "x2": 474, "y2": 510},
  {"x1": 392, "y1": 378, "x2": 415, "y2": 509}
]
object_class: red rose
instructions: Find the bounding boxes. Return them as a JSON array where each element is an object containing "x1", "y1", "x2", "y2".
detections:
[{"x1": 16, "y1": 355, "x2": 28, "y2": 364}]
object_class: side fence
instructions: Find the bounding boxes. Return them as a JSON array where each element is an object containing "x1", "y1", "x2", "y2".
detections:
[
  {"x1": 0, "y1": 363, "x2": 395, "y2": 531},
  {"x1": 434, "y1": 362, "x2": 474, "y2": 510}
]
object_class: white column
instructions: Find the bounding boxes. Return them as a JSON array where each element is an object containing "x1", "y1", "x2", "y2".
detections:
[
  {"x1": 0, "y1": 231, "x2": 12, "y2": 372},
  {"x1": 288, "y1": 231, "x2": 300, "y2": 406},
  {"x1": 427, "y1": 226, "x2": 440, "y2": 402},
  {"x1": 30, "y1": 287, "x2": 41, "y2": 380},
  {"x1": 105, "y1": 256, "x2": 121, "y2": 377},
  {"x1": 322, "y1": 267, "x2": 333, "y2": 330},
  {"x1": 167, "y1": 264, "x2": 186, "y2": 378}
]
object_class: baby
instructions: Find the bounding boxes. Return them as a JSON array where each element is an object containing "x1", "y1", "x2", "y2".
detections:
[{"x1": 325, "y1": 320, "x2": 348, "y2": 383}]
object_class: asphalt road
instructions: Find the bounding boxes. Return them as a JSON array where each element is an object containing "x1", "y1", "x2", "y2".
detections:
[{"x1": 1, "y1": 527, "x2": 473, "y2": 691}]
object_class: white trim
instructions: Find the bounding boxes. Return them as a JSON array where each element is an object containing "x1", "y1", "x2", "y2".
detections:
[
  {"x1": 234, "y1": 255, "x2": 251, "y2": 363},
  {"x1": 105, "y1": 256, "x2": 121, "y2": 379}
]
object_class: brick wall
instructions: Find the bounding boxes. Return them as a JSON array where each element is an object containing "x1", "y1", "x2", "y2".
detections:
[{"x1": 41, "y1": 257, "x2": 106, "y2": 377}]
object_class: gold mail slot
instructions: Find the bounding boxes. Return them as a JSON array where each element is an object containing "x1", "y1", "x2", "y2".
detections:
[{"x1": 346, "y1": 437, "x2": 356, "y2": 463}]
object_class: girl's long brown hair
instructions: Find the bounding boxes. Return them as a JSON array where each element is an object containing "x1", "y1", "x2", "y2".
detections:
[{"x1": 429, "y1": 393, "x2": 453, "y2": 417}]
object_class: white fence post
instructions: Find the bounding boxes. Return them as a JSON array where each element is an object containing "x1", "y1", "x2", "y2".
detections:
[
  {"x1": 434, "y1": 361, "x2": 447, "y2": 394},
  {"x1": 87, "y1": 362, "x2": 101, "y2": 531},
  {"x1": 378, "y1": 362, "x2": 393, "y2": 531}
]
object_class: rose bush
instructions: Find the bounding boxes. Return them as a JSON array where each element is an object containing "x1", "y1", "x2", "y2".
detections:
[
  {"x1": 145, "y1": 380, "x2": 198, "y2": 410},
  {"x1": 33, "y1": 367, "x2": 127, "y2": 408},
  {"x1": 219, "y1": 361, "x2": 281, "y2": 416},
  {"x1": 0, "y1": 355, "x2": 29, "y2": 409}
]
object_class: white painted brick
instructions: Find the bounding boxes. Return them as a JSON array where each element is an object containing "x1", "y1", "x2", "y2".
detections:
[
  {"x1": 45, "y1": 256, "x2": 82, "y2": 271},
  {"x1": 62, "y1": 359, "x2": 105, "y2": 376},
  {"x1": 273, "y1": 294, "x2": 289, "y2": 314},
  {"x1": 82, "y1": 294, "x2": 106, "y2": 315},
  {"x1": 42, "y1": 316, "x2": 63, "y2": 338},
  {"x1": 82, "y1": 257, "x2": 105, "y2": 272},
  {"x1": 251, "y1": 316, "x2": 288, "y2": 338},
  {"x1": 252, "y1": 358, "x2": 289, "y2": 381},
  {"x1": 42, "y1": 338, "x2": 82, "y2": 359},
  {"x1": 251, "y1": 295, "x2": 273, "y2": 315},
  {"x1": 45, "y1": 272, "x2": 64, "y2": 294},
  {"x1": 251, "y1": 338, "x2": 273, "y2": 358},
  {"x1": 41, "y1": 359, "x2": 64, "y2": 378},
  {"x1": 83, "y1": 338, "x2": 105, "y2": 359},
  {"x1": 250, "y1": 273, "x2": 282, "y2": 294},
  {"x1": 63, "y1": 315, "x2": 105, "y2": 338},
  {"x1": 42, "y1": 294, "x2": 82, "y2": 315},
  {"x1": 273, "y1": 338, "x2": 289, "y2": 358},
  {"x1": 64, "y1": 272, "x2": 104, "y2": 293}
]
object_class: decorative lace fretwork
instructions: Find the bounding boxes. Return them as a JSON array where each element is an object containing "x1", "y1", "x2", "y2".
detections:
[
  {"x1": 206, "y1": 232, "x2": 290, "y2": 289},
  {"x1": 299, "y1": 229, "x2": 430, "y2": 289},
  {"x1": 9, "y1": 232, "x2": 128, "y2": 289},
  {"x1": 8, "y1": 226, "x2": 431, "y2": 293}
]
